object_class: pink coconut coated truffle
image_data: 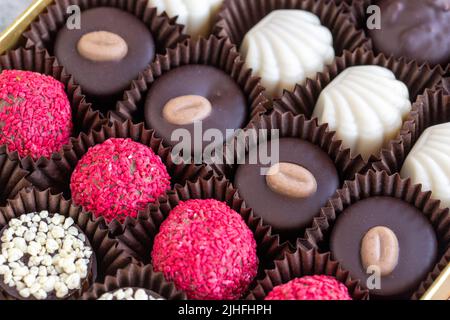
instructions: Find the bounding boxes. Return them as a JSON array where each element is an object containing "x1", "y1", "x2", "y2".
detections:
[
  {"x1": 265, "y1": 275, "x2": 352, "y2": 300},
  {"x1": 0, "y1": 70, "x2": 72, "y2": 159},
  {"x1": 70, "y1": 138, "x2": 171, "y2": 223},
  {"x1": 152, "y1": 199, "x2": 258, "y2": 300}
]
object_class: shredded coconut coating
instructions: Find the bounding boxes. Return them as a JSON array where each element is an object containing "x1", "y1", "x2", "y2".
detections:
[
  {"x1": 152, "y1": 199, "x2": 258, "y2": 300},
  {"x1": 265, "y1": 275, "x2": 352, "y2": 300},
  {"x1": 70, "y1": 138, "x2": 171, "y2": 223},
  {"x1": 0, "y1": 70, "x2": 72, "y2": 159}
]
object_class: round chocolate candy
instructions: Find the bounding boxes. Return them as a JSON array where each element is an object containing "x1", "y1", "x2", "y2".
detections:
[
  {"x1": 368, "y1": 0, "x2": 450, "y2": 65},
  {"x1": 144, "y1": 65, "x2": 248, "y2": 153},
  {"x1": 330, "y1": 197, "x2": 438, "y2": 299},
  {"x1": 234, "y1": 137, "x2": 339, "y2": 241},
  {"x1": 54, "y1": 7, "x2": 155, "y2": 107}
]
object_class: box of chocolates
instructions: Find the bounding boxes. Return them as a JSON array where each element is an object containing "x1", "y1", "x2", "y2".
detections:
[{"x1": 0, "y1": 0, "x2": 448, "y2": 301}]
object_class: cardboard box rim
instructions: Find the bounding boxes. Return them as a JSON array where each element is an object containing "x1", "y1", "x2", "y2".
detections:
[{"x1": 0, "y1": 0, "x2": 448, "y2": 301}]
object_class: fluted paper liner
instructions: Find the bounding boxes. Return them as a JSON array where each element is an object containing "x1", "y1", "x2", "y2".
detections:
[
  {"x1": 81, "y1": 264, "x2": 186, "y2": 300},
  {"x1": 112, "y1": 36, "x2": 269, "y2": 123},
  {"x1": 23, "y1": 0, "x2": 187, "y2": 55},
  {"x1": 0, "y1": 47, "x2": 106, "y2": 174},
  {"x1": 301, "y1": 170, "x2": 450, "y2": 299},
  {"x1": 412, "y1": 248, "x2": 450, "y2": 300},
  {"x1": 23, "y1": 0, "x2": 188, "y2": 114},
  {"x1": 213, "y1": 0, "x2": 371, "y2": 55},
  {"x1": 274, "y1": 49, "x2": 444, "y2": 118},
  {"x1": 239, "y1": 111, "x2": 367, "y2": 181},
  {"x1": 0, "y1": 188, "x2": 136, "y2": 299},
  {"x1": 0, "y1": 154, "x2": 31, "y2": 206},
  {"x1": 373, "y1": 89, "x2": 450, "y2": 174},
  {"x1": 246, "y1": 248, "x2": 369, "y2": 300},
  {"x1": 27, "y1": 120, "x2": 217, "y2": 200},
  {"x1": 274, "y1": 49, "x2": 444, "y2": 162},
  {"x1": 111, "y1": 176, "x2": 290, "y2": 287}
]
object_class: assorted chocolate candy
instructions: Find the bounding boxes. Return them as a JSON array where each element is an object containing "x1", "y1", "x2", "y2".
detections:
[{"x1": 0, "y1": 0, "x2": 448, "y2": 300}]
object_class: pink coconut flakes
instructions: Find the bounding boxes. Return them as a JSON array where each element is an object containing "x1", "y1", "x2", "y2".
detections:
[
  {"x1": 70, "y1": 138, "x2": 171, "y2": 223},
  {"x1": 0, "y1": 70, "x2": 72, "y2": 160},
  {"x1": 265, "y1": 275, "x2": 352, "y2": 300},
  {"x1": 152, "y1": 199, "x2": 259, "y2": 300}
]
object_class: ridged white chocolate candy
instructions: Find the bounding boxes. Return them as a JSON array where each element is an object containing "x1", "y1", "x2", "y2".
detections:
[
  {"x1": 148, "y1": 0, "x2": 223, "y2": 38},
  {"x1": 401, "y1": 123, "x2": 450, "y2": 209},
  {"x1": 312, "y1": 65, "x2": 411, "y2": 160},
  {"x1": 241, "y1": 10, "x2": 335, "y2": 98}
]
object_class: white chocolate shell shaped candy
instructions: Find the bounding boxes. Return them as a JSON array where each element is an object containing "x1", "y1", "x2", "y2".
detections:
[
  {"x1": 312, "y1": 65, "x2": 411, "y2": 160},
  {"x1": 148, "y1": 0, "x2": 223, "y2": 38},
  {"x1": 241, "y1": 10, "x2": 335, "y2": 98},
  {"x1": 401, "y1": 123, "x2": 450, "y2": 209}
]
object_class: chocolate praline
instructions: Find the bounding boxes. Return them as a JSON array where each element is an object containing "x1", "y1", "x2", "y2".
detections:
[
  {"x1": 54, "y1": 7, "x2": 155, "y2": 110},
  {"x1": 234, "y1": 138, "x2": 340, "y2": 241},
  {"x1": 368, "y1": 0, "x2": 450, "y2": 65},
  {"x1": 144, "y1": 65, "x2": 248, "y2": 153},
  {"x1": 330, "y1": 197, "x2": 438, "y2": 299}
]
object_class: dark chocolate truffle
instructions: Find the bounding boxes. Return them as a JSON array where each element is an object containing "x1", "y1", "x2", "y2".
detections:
[
  {"x1": 234, "y1": 138, "x2": 340, "y2": 241},
  {"x1": 144, "y1": 65, "x2": 248, "y2": 153},
  {"x1": 330, "y1": 197, "x2": 438, "y2": 299},
  {"x1": 54, "y1": 7, "x2": 155, "y2": 106},
  {"x1": 368, "y1": 0, "x2": 450, "y2": 65}
]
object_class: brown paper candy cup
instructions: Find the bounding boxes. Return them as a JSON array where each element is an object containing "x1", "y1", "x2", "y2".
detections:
[
  {"x1": 246, "y1": 248, "x2": 369, "y2": 300},
  {"x1": 112, "y1": 176, "x2": 290, "y2": 293},
  {"x1": 373, "y1": 89, "x2": 450, "y2": 174},
  {"x1": 27, "y1": 120, "x2": 217, "y2": 203},
  {"x1": 23, "y1": 0, "x2": 188, "y2": 114},
  {"x1": 223, "y1": 111, "x2": 366, "y2": 245},
  {"x1": 411, "y1": 248, "x2": 450, "y2": 300},
  {"x1": 301, "y1": 170, "x2": 450, "y2": 299},
  {"x1": 274, "y1": 48, "x2": 444, "y2": 118},
  {"x1": 213, "y1": 0, "x2": 371, "y2": 54},
  {"x1": 81, "y1": 264, "x2": 186, "y2": 300},
  {"x1": 112, "y1": 36, "x2": 269, "y2": 124},
  {"x1": 0, "y1": 47, "x2": 106, "y2": 174},
  {"x1": 274, "y1": 49, "x2": 444, "y2": 162},
  {"x1": 0, "y1": 187, "x2": 136, "y2": 299},
  {"x1": 0, "y1": 154, "x2": 31, "y2": 207}
]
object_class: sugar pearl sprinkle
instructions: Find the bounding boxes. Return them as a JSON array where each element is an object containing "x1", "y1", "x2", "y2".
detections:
[
  {"x1": 0, "y1": 211, "x2": 92, "y2": 300},
  {"x1": 98, "y1": 288, "x2": 164, "y2": 300}
]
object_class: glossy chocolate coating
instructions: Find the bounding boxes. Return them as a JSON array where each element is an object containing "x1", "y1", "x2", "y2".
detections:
[
  {"x1": 234, "y1": 138, "x2": 339, "y2": 241},
  {"x1": 369, "y1": 0, "x2": 450, "y2": 65},
  {"x1": 330, "y1": 197, "x2": 438, "y2": 299},
  {"x1": 145, "y1": 65, "x2": 248, "y2": 152},
  {"x1": 54, "y1": 7, "x2": 155, "y2": 106}
]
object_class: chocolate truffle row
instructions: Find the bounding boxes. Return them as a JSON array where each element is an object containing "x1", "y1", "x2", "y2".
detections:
[
  {"x1": 273, "y1": 48, "x2": 444, "y2": 162},
  {"x1": 82, "y1": 264, "x2": 186, "y2": 300},
  {"x1": 0, "y1": 187, "x2": 136, "y2": 300},
  {"x1": 300, "y1": 170, "x2": 450, "y2": 299},
  {"x1": 24, "y1": 120, "x2": 217, "y2": 223},
  {"x1": 23, "y1": 0, "x2": 188, "y2": 115},
  {"x1": 0, "y1": 47, "x2": 106, "y2": 170},
  {"x1": 246, "y1": 248, "x2": 368, "y2": 300},
  {"x1": 111, "y1": 176, "x2": 290, "y2": 299}
]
